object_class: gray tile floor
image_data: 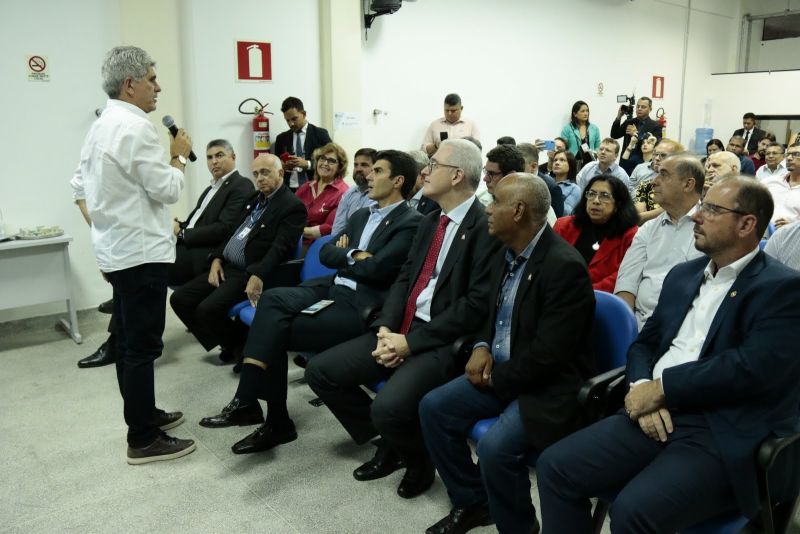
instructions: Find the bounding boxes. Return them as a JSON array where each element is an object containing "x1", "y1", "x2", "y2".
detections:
[{"x1": 0, "y1": 309, "x2": 534, "y2": 533}]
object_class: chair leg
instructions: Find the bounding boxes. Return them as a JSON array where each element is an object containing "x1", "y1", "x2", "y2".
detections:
[{"x1": 591, "y1": 499, "x2": 609, "y2": 534}]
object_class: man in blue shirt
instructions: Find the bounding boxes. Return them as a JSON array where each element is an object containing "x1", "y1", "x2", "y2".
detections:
[{"x1": 331, "y1": 148, "x2": 377, "y2": 235}]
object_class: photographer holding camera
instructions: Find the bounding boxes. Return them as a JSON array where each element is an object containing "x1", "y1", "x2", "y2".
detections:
[{"x1": 610, "y1": 96, "x2": 662, "y2": 162}]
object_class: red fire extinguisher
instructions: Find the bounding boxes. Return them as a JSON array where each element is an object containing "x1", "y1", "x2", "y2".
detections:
[
  {"x1": 656, "y1": 107, "x2": 667, "y2": 138},
  {"x1": 239, "y1": 98, "x2": 273, "y2": 159}
]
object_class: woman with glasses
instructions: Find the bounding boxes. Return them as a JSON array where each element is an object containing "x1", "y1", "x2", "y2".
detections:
[
  {"x1": 624, "y1": 133, "x2": 658, "y2": 189},
  {"x1": 295, "y1": 142, "x2": 349, "y2": 250},
  {"x1": 560, "y1": 100, "x2": 601, "y2": 170},
  {"x1": 551, "y1": 149, "x2": 581, "y2": 215},
  {"x1": 553, "y1": 174, "x2": 639, "y2": 292}
]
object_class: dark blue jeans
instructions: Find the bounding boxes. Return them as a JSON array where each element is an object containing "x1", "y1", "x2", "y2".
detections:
[
  {"x1": 106, "y1": 263, "x2": 169, "y2": 447},
  {"x1": 419, "y1": 375, "x2": 536, "y2": 534}
]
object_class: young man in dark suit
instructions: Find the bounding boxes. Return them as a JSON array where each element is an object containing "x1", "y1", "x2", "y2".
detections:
[
  {"x1": 169, "y1": 154, "x2": 306, "y2": 361},
  {"x1": 199, "y1": 150, "x2": 423, "y2": 455},
  {"x1": 306, "y1": 139, "x2": 502, "y2": 500},
  {"x1": 272, "y1": 96, "x2": 332, "y2": 190},
  {"x1": 170, "y1": 139, "x2": 254, "y2": 285},
  {"x1": 419, "y1": 174, "x2": 595, "y2": 534},
  {"x1": 538, "y1": 177, "x2": 800, "y2": 532}
]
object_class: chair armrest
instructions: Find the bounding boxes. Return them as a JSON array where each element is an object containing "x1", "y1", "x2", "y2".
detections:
[
  {"x1": 360, "y1": 304, "x2": 381, "y2": 325},
  {"x1": 758, "y1": 432, "x2": 800, "y2": 472},
  {"x1": 451, "y1": 335, "x2": 475, "y2": 368},
  {"x1": 578, "y1": 366, "x2": 626, "y2": 423}
]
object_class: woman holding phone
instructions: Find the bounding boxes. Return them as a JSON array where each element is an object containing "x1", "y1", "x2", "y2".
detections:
[{"x1": 560, "y1": 100, "x2": 601, "y2": 170}]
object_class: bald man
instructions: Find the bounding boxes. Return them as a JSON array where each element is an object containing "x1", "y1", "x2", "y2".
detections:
[
  {"x1": 704, "y1": 151, "x2": 741, "y2": 195},
  {"x1": 419, "y1": 174, "x2": 595, "y2": 534},
  {"x1": 170, "y1": 154, "x2": 307, "y2": 359}
]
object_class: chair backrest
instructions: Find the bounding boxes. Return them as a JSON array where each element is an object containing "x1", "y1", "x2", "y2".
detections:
[
  {"x1": 293, "y1": 235, "x2": 304, "y2": 259},
  {"x1": 591, "y1": 291, "x2": 638, "y2": 373},
  {"x1": 300, "y1": 234, "x2": 336, "y2": 281}
]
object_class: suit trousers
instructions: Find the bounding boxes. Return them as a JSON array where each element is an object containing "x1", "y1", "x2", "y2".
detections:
[
  {"x1": 235, "y1": 283, "x2": 370, "y2": 405},
  {"x1": 419, "y1": 376, "x2": 536, "y2": 534},
  {"x1": 536, "y1": 412, "x2": 738, "y2": 533},
  {"x1": 305, "y1": 325, "x2": 456, "y2": 463},
  {"x1": 169, "y1": 266, "x2": 250, "y2": 351},
  {"x1": 168, "y1": 242, "x2": 205, "y2": 286},
  {"x1": 105, "y1": 263, "x2": 169, "y2": 447}
]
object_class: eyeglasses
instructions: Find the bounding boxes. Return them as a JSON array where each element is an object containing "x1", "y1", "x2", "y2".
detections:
[
  {"x1": 585, "y1": 190, "x2": 614, "y2": 203},
  {"x1": 697, "y1": 200, "x2": 749, "y2": 218},
  {"x1": 483, "y1": 168, "x2": 504, "y2": 179},
  {"x1": 786, "y1": 151, "x2": 800, "y2": 159},
  {"x1": 652, "y1": 151, "x2": 670, "y2": 159},
  {"x1": 427, "y1": 160, "x2": 459, "y2": 173},
  {"x1": 318, "y1": 156, "x2": 339, "y2": 165}
]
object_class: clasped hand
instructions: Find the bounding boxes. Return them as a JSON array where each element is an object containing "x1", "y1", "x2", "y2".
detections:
[
  {"x1": 625, "y1": 380, "x2": 673, "y2": 442},
  {"x1": 372, "y1": 328, "x2": 410, "y2": 368}
]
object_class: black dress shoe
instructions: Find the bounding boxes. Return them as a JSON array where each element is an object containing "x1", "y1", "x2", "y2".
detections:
[
  {"x1": 353, "y1": 445, "x2": 405, "y2": 481},
  {"x1": 77, "y1": 341, "x2": 116, "y2": 368},
  {"x1": 199, "y1": 398, "x2": 264, "y2": 428},
  {"x1": 397, "y1": 461, "x2": 436, "y2": 499},
  {"x1": 231, "y1": 420, "x2": 298, "y2": 454},
  {"x1": 98, "y1": 298, "x2": 114, "y2": 314},
  {"x1": 218, "y1": 344, "x2": 242, "y2": 364},
  {"x1": 426, "y1": 503, "x2": 494, "y2": 534},
  {"x1": 292, "y1": 353, "x2": 308, "y2": 369}
]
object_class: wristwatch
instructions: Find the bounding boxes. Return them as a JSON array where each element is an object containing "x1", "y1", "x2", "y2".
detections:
[{"x1": 172, "y1": 154, "x2": 188, "y2": 165}]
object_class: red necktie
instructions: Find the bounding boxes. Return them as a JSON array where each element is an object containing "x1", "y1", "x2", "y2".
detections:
[{"x1": 399, "y1": 215, "x2": 451, "y2": 334}]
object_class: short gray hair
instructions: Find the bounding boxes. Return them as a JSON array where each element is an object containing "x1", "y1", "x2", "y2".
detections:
[
  {"x1": 206, "y1": 139, "x2": 235, "y2": 154},
  {"x1": 406, "y1": 149, "x2": 429, "y2": 176},
  {"x1": 440, "y1": 139, "x2": 482, "y2": 191},
  {"x1": 101, "y1": 46, "x2": 154, "y2": 98}
]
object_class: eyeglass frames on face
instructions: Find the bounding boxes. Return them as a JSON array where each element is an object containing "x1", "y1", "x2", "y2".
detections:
[
  {"x1": 318, "y1": 156, "x2": 339, "y2": 165},
  {"x1": 584, "y1": 190, "x2": 614, "y2": 203},
  {"x1": 427, "y1": 160, "x2": 460, "y2": 173},
  {"x1": 483, "y1": 168, "x2": 504, "y2": 179},
  {"x1": 697, "y1": 200, "x2": 749, "y2": 218}
]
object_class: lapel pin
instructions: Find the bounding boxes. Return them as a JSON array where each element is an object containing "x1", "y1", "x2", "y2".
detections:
[
  {"x1": 461, "y1": 233, "x2": 466, "y2": 240},
  {"x1": 527, "y1": 274, "x2": 532, "y2": 281},
  {"x1": 729, "y1": 290, "x2": 737, "y2": 298}
]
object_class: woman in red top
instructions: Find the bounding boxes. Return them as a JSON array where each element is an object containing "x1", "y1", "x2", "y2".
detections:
[
  {"x1": 553, "y1": 174, "x2": 639, "y2": 292},
  {"x1": 295, "y1": 142, "x2": 350, "y2": 248}
]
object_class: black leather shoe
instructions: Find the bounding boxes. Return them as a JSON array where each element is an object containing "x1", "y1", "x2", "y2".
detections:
[
  {"x1": 397, "y1": 461, "x2": 436, "y2": 499},
  {"x1": 292, "y1": 353, "x2": 308, "y2": 369},
  {"x1": 426, "y1": 503, "x2": 494, "y2": 534},
  {"x1": 98, "y1": 298, "x2": 114, "y2": 314},
  {"x1": 199, "y1": 398, "x2": 264, "y2": 428},
  {"x1": 231, "y1": 420, "x2": 297, "y2": 454},
  {"x1": 153, "y1": 410, "x2": 185, "y2": 431},
  {"x1": 77, "y1": 341, "x2": 116, "y2": 368},
  {"x1": 353, "y1": 445, "x2": 405, "y2": 481},
  {"x1": 219, "y1": 344, "x2": 242, "y2": 364},
  {"x1": 530, "y1": 515, "x2": 540, "y2": 534}
]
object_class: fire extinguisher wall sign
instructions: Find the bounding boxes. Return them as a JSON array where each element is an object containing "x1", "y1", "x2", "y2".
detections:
[{"x1": 236, "y1": 41, "x2": 272, "y2": 81}]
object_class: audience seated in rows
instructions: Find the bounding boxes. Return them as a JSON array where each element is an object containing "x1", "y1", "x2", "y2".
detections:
[
  {"x1": 633, "y1": 138, "x2": 684, "y2": 224},
  {"x1": 295, "y1": 142, "x2": 349, "y2": 249},
  {"x1": 763, "y1": 142, "x2": 800, "y2": 229}
]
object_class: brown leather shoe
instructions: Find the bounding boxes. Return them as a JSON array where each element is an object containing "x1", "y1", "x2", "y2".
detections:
[{"x1": 127, "y1": 435, "x2": 196, "y2": 465}]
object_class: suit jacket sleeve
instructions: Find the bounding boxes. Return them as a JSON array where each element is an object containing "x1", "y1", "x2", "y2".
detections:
[
  {"x1": 491, "y1": 250, "x2": 595, "y2": 396},
  {"x1": 182, "y1": 176, "x2": 254, "y2": 247},
  {"x1": 247, "y1": 193, "x2": 307, "y2": 281},
  {"x1": 319, "y1": 209, "x2": 366, "y2": 269},
  {"x1": 662, "y1": 271, "x2": 800, "y2": 410}
]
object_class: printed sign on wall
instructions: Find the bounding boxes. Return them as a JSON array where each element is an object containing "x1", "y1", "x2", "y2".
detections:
[
  {"x1": 27, "y1": 55, "x2": 50, "y2": 82},
  {"x1": 236, "y1": 41, "x2": 272, "y2": 81}
]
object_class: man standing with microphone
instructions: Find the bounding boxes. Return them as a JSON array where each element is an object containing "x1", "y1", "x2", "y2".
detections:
[{"x1": 70, "y1": 46, "x2": 196, "y2": 464}]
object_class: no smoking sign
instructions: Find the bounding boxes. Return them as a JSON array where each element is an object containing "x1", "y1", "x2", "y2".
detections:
[{"x1": 27, "y1": 55, "x2": 50, "y2": 82}]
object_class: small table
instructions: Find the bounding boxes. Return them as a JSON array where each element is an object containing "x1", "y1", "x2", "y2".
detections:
[{"x1": 0, "y1": 234, "x2": 82, "y2": 343}]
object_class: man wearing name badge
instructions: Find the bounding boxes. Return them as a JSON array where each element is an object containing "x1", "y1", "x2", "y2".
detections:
[
  {"x1": 169, "y1": 154, "x2": 306, "y2": 364},
  {"x1": 331, "y1": 148, "x2": 378, "y2": 236},
  {"x1": 198, "y1": 150, "x2": 422, "y2": 455},
  {"x1": 70, "y1": 46, "x2": 195, "y2": 464},
  {"x1": 171, "y1": 139, "x2": 254, "y2": 285},
  {"x1": 537, "y1": 177, "x2": 800, "y2": 532},
  {"x1": 272, "y1": 96, "x2": 332, "y2": 191},
  {"x1": 306, "y1": 139, "x2": 502, "y2": 499}
]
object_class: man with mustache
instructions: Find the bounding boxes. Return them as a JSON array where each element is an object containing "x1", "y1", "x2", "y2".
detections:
[{"x1": 331, "y1": 148, "x2": 378, "y2": 235}]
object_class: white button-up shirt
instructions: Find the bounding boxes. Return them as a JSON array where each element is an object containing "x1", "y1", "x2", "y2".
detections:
[
  {"x1": 763, "y1": 173, "x2": 800, "y2": 223},
  {"x1": 653, "y1": 247, "x2": 760, "y2": 383},
  {"x1": 70, "y1": 99, "x2": 184, "y2": 272}
]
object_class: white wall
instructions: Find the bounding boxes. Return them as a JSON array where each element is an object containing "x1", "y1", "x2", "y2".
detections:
[
  {"x1": 360, "y1": 0, "x2": 740, "y2": 155},
  {"x1": 741, "y1": 0, "x2": 800, "y2": 72}
]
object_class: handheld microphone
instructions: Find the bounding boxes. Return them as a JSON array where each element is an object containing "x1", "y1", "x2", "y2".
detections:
[{"x1": 161, "y1": 115, "x2": 197, "y2": 162}]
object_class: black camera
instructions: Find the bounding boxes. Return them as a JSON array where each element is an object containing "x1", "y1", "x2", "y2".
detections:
[{"x1": 617, "y1": 94, "x2": 636, "y2": 115}]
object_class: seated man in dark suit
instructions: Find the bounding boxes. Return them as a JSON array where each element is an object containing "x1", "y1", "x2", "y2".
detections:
[
  {"x1": 76, "y1": 138, "x2": 254, "y2": 369},
  {"x1": 170, "y1": 154, "x2": 306, "y2": 362},
  {"x1": 197, "y1": 150, "x2": 422, "y2": 455},
  {"x1": 306, "y1": 139, "x2": 502, "y2": 499},
  {"x1": 537, "y1": 176, "x2": 800, "y2": 532},
  {"x1": 419, "y1": 174, "x2": 595, "y2": 534},
  {"x1": 170, "y1": 139, "x2": 255, "y2": 285},
  {"x1": 272, "y1": 96, "x2": 332, "y2": 191}
]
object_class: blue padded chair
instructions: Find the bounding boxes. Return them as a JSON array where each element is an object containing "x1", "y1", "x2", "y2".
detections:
[
  {"x1": 767, "y1": 222, "x2": 776, "y2": 238},
  {"x1": 467, "y1": 291, "x2": 638, "y2": 448},
  {"x1": 760, "y1": 238, "x2": 768, "y2": 251}
]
